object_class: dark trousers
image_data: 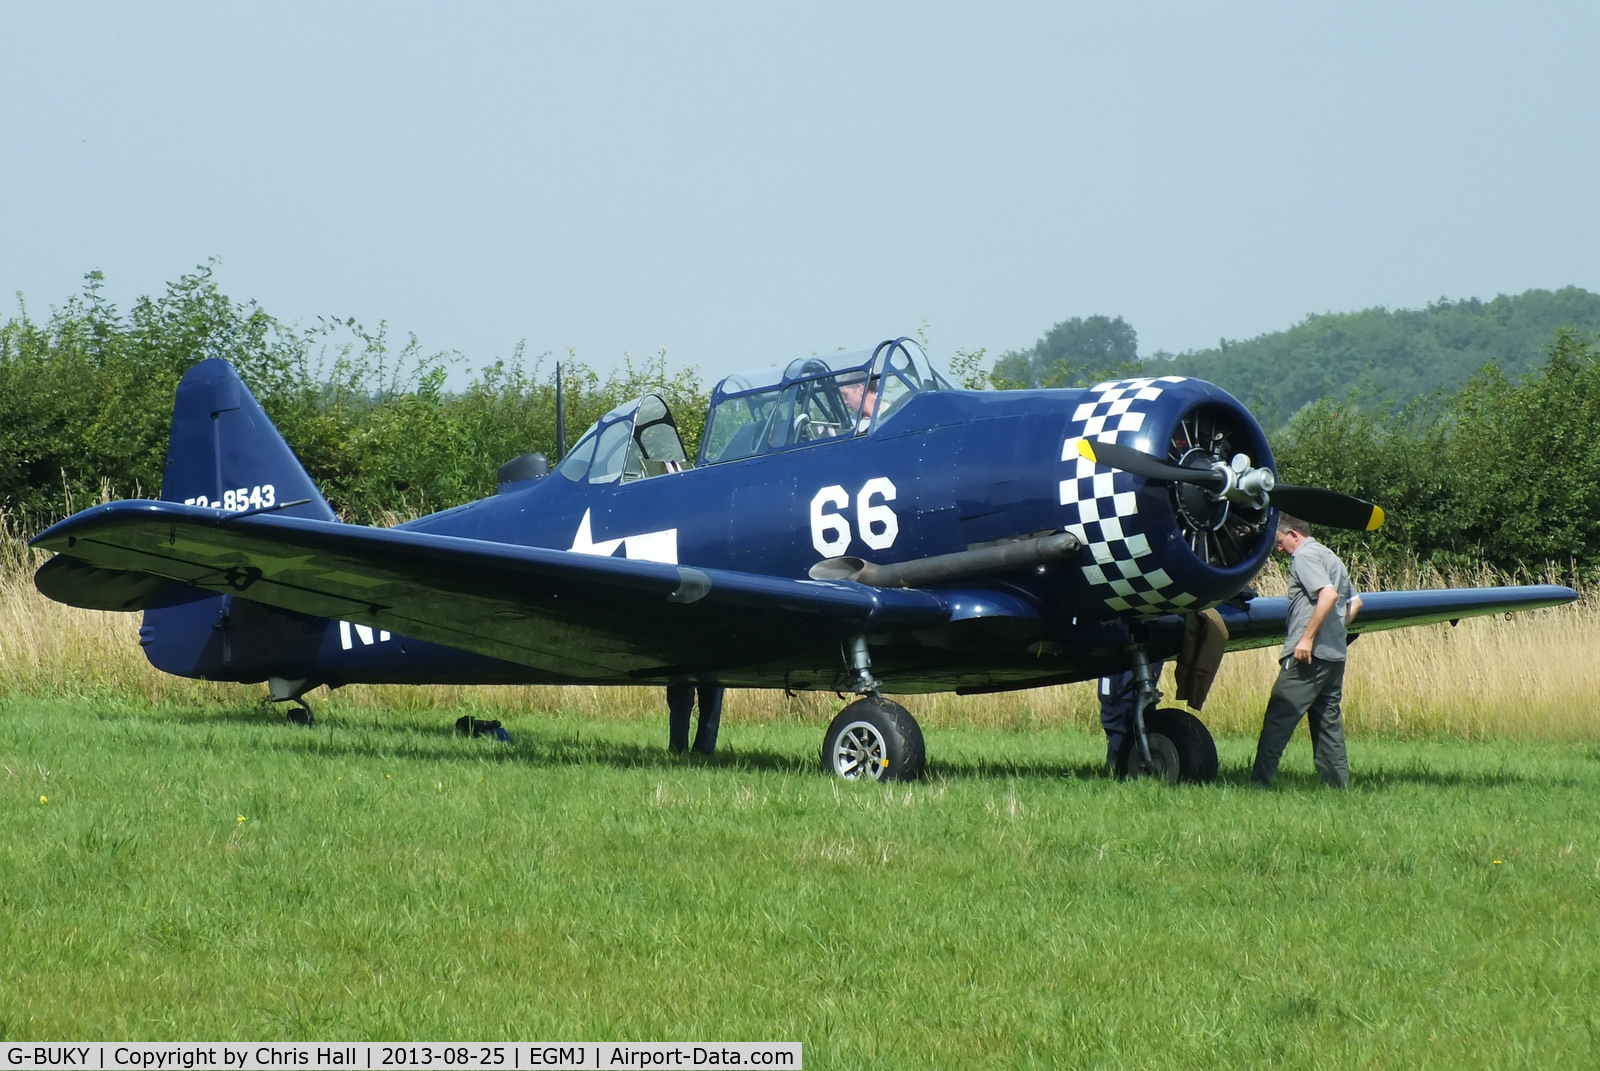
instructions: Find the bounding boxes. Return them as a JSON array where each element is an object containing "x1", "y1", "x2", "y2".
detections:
[
  {"x1": 1252, "y1": 657, "x2": 1350, "y2": 787},
  {"x1": 667, "y1": 683, "x2": 723, "y2": 754},
  {"x1": 1099, "y1": 670, "x2": 1138, "y2": 767},
  {"x1": 1099, "y1": 665, "x2": 1164, "y2": 767}
]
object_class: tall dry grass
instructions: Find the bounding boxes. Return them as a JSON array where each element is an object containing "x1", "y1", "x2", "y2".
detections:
[
  {"x1": 3, "y1": 521, "x2": 1595, "y2": 740},
  {"x1": 1213, "y1": 558, "x2": 1600, "y2": 740}
]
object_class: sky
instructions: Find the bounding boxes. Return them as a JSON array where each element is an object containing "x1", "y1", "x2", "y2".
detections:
[{"x1": 3, "y1": 2, "x2": 1597, "y2": 382}]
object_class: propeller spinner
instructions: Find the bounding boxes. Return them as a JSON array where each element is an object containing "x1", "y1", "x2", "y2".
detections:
[{"x1": 1076, "y1": 438, "x2": 1385, "y2": 532}]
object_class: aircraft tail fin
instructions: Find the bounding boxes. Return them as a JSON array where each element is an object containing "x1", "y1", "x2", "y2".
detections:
[{"x1": 161, "y1": 358, "x2": 337, "y2": 521}]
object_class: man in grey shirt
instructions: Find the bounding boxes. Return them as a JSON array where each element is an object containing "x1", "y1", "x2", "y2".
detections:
[{"x1": 1251, "y1": 514, "x2": 1363, "y2": 788}]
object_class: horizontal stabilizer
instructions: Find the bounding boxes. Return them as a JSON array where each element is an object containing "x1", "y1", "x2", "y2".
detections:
[{"x1": 34, "y1": 555, "x2": 178, "y2": 612}]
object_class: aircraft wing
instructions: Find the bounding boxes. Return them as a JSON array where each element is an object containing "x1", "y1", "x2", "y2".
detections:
[
  {"x1": 31, "y1": 500, "x2": 953, "y2": 678},
  {"x1": 1215, "y1": 585, "x2": 1578, "y2": 652}
]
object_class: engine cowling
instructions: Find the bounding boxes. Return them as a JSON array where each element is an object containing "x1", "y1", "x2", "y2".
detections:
[{"x1": 1056, "y1": 375, "x2": 1275, "y2": 617}]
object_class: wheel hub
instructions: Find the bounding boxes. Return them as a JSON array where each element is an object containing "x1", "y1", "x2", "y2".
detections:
[
  {"x1": 832, "y1": 720, "x2": 889, "y2": 781},
  {"x1": 1127, "y1": 732, "x2": 1181, "y2": 784}
]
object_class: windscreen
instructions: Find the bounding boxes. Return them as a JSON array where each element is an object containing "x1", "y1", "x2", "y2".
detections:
[{"x1": 698, "y1": 339, "x2": 953, "y2": 465}]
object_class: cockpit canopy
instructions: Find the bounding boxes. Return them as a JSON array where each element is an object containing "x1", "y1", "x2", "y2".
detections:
[
  {"x1": 700, "y1": 337, "x2": 952, "y2": 465},
  {"x1": 556, "y1": 393, "x2": 692, "y2": 484},
  {"x1": 552, "y1": 338, "x2": 953, "y2": 483}
]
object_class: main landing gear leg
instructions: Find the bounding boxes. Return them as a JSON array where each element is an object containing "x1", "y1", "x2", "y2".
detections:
[
  {"x1": 821, "y1": 635, "x2": 925, "y2": 782},
  {"x1": 267, "y1": 676, "x2": 316, "y2": 727},
  {"x1": 1129, "y1": 648, "x2": 1159, "y2": 770},
  {"x1": 1115, "y1": 648, "x2": 1220, "y2": 784},
  {"x1": 847, "y1": 634, "x2": 880, "y2": 696}
]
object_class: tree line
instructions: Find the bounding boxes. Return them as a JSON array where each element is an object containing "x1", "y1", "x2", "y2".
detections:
[
  {"x1": 1271, "y1": 326, "x2": 1600, "y2": 575},
  {"x1": 0, "y1": 266, "x2": 706, "y2": 526},
  {"x1": 4, "y1": 268, "x2": 1598, "y2": 575},
  {"x1": 991, "y1": 288, "x2": 1600, "y2": 424}
]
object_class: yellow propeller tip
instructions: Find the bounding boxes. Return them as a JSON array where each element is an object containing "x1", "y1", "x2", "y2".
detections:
[
  {"x1": 1075, "y1": 438, "x2": 1097, "y2": 462},
  {"x1": 1367, "y1": 506, "x2": 1386, "y2": 531}
]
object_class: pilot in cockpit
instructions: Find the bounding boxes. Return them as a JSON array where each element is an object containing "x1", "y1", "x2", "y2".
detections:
[{"x1": 837, "y1": 370, "x2": 880, "y2": 434}]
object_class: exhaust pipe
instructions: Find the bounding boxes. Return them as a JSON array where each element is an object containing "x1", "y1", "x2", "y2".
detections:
[{"x1": 808, "y1": 531, "x2": 1082, "y2": 588}]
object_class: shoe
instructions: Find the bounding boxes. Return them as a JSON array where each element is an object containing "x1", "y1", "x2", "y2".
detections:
[{"x1": 456, "y1": 716, "x2": 508, "y2": 740}]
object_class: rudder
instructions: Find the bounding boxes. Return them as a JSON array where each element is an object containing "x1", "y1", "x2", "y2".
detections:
[{"x1": 161, "y1": 358, "x2": 336, "y2": 521}]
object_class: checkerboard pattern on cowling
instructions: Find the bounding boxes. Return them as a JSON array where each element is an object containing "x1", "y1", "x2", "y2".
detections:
[{"x1": 1059, "y1": 376, "x2": 1200, "y2": 616}]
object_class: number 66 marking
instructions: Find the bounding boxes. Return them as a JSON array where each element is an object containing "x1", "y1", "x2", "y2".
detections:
[{"x1": 810, "y1": 477, "x2": 898, "y2": 556}]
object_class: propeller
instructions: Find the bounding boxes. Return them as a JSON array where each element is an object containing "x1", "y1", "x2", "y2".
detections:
[
  {"x1": 1075, "y1": 438, "x2": 1384, "y2": 532},
  {"x1": 1267, "y1": 485, "x2": 1385, "y2": 532}
]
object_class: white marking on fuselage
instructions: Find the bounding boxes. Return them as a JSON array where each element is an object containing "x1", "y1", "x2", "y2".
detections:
[
  {"x1": 338, "y1": 621, "x2": 393, "y2": 650},
  {"x1": 570, "y1": 508, "x2": 678, "y2": 564}
]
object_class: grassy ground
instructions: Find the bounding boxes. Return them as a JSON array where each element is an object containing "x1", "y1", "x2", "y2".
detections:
[
  {"x1": 4, "y1": 548, "x2": 1598, "y2": 1062},
  {"x1": 3, "y1": 695, "x2": 1598, "y2": 1067}
]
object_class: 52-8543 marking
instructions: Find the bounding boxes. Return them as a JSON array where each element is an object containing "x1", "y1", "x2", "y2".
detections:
[{"x1": 186, "y1": 484, "x2": 276, "y2": 512}]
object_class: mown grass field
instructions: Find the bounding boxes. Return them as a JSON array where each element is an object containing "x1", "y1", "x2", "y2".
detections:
[
  {"x1": 2, "y1": 557, "x2": 1599, "y2": 1065},
  {"x1": 3, "y1": 694, "x2": 1599, "y2": 1066}
]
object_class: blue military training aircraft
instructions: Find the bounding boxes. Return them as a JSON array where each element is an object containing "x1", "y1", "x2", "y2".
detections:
[{"x1": 30, "y1": 338, "x2": 1576, "y2": 783}]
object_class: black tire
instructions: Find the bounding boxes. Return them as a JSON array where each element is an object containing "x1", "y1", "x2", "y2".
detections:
[
  {"x1": 821, "y1": 697, "x2": 925, "y2": 782},
  {"x1": 285, "y1": 702, "x2": 314, "y2": 727},
  {"x1": 1116, "y1": 707, "x2": 1218, "y2": 785}
]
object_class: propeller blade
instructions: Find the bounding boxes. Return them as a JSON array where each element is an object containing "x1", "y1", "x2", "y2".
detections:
[
  {"x1": 1074, "y1": 438, "x2": 1225, "y2": 488},
  {"x1": 1271, "y1": 485, "x2": 1386, "y2": 531},
  {"x1": 1077, "y1": 438, "x2": 1386, "y2": 532}
]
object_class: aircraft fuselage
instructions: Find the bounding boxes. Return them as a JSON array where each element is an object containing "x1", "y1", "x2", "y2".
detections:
[{"x1": 140, "y1": 377, "x2": 1275, "y2": 693}]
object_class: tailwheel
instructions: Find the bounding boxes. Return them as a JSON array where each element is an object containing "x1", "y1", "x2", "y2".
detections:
[
  {"x1": 822, "y1": 697, "x2": 925, "y2": 782},
  {"x1": 1117, "y1": 707, "x2": 1218, "y2": 784},
  {"x1": 268, "y1": 677, "x2": 318, "y2": 727}
]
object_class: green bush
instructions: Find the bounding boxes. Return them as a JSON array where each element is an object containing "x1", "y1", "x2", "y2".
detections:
[
  {"x1": 1271, "y1": 329, "x2": 1600, "y2": 574},
  {"x1": 1, "y1": 267, "x2": 707, "y2": 526}
]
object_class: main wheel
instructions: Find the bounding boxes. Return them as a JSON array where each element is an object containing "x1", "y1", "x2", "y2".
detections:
[
  {"x1": 1116, "y1": 707, "x2": 1218, "y2": 784},
  {"x1": 822, "y1": 697, "x2": 925, "y2": 782}
]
